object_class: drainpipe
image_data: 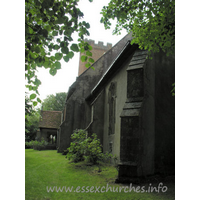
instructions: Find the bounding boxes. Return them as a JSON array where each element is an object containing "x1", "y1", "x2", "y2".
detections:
[
  {"x1": 84, "y1": 105, "x2": 94, "y2": 131},
  {"x1": 84, "y1": 91, "x2": 103, "y2": 131}
]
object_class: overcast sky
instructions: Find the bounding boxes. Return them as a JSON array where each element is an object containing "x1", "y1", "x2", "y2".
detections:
[{"x1": 33, "y1": 0, "x2": 127, "y2": 102}]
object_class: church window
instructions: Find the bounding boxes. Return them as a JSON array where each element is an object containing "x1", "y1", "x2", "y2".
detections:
[{"x1": 108, "y1": 82, "x2": 117, "y2": 135}]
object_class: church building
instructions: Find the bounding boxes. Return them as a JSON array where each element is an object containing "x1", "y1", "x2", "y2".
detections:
[{"x1": 57, "y1": 34, "x2": 175, "y2": 182}]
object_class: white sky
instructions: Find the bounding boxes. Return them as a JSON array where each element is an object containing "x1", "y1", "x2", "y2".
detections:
[{"x1": 32, "y1": 0, "x2": 127, "y2": 103}]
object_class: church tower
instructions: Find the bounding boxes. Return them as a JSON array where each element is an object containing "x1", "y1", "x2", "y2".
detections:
[{"x1": 78, "y1": 39, "x2": 112, "y2": 76}]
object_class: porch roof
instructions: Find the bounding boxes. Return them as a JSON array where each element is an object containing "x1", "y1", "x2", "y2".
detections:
[{"x1": 39, "y1": 111, "x2": 62, "y2": 129}]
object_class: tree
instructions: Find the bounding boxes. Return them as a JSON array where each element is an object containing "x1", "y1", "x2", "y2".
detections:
[
  {"x1": 42, "y1": 92, "x2": 67, "y2": 111},
  {"x1": 25, "y1": 110, "x2": 40, "y2": 141},
  {"x1": 25, "y1": 95, "x2": 40, "y2": 141},
  {"x1": 101, "y1": 0, "x2": 175, "y2": 95},
  {"x1": 25, "y1": 95, "x2": 34, "y2": 118},
  {"x1": 25, "y1": 0, "x2": 94, "y2": 106},
  {"x1": 100, "y1": 0, "x2": 175, "y2": 56}
]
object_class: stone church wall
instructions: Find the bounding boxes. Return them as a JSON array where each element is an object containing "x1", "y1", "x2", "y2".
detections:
[
  {"x1": 57, "y1": 34, "x2": 175, "y2": 180},
  {"x1": 57, "y1": 34, "x2": 133, "y2": 153},
  {"x1": 102, "y1": 52, "x2": 134, "y2": 159}
]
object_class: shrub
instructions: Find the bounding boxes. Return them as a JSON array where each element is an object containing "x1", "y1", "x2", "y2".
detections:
[
  {"x1": 67, "y1": 129, "x2": 113, "y2": 165},
  {"x1": 40, "y1": 138, "x2": 48, "y2": 147},
  {"x1": 67, "y1": 129, "x2": 86, "y2": 162},
  {"x1": 62, "y1": 150, "x2": 69, "y2": 155},
  {"x1": 84, "y1": 133, "x2": 107, "y2": 164},
  {"x1": 25, "y1": 138, "x2": 48, "y2": 150},
  {"x1": 25, "y1": 141, "x2": 31, "y2": 149},
  {"x1": 25, "y1": 140, "x2": 35, "y2": 148}
]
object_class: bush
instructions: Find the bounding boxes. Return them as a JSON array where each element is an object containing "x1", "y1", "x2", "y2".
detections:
[
  {"x1": 84, "y1": 133, "x2": 108, "y2": 164},
  {"x1": 67, "y1": 129, "x2": 86, "y2": 162},
  {"x1": 62, "y1": 150, "x2": 69, "y2": 155},
  {"x1": 67, "y1": 129, "x2": 113, "y2": 165},
  {"x1": 25, "y1": 141, "x2": 31, "y2": 149},
  {"x1": 25, "y1": 138, "x2": 48, "y2": 150}
]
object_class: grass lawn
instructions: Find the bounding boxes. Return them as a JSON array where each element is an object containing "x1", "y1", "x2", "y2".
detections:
[{"x1": 25, "y1": 149, "x2": 175, "y2": 200}]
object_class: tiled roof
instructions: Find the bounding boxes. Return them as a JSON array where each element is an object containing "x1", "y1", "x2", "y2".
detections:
[{"x1": 39, "y1": 111, "x2": 62, "y2": 129}]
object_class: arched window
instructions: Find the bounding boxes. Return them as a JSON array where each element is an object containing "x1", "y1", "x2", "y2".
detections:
[{"x1": 108, "y1": 82, "x2": 117, "y2": 135}]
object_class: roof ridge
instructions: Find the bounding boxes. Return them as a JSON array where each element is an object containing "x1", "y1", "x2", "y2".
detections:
[{"x1": 78, "y1": 33, "x2": 133, "y2": 78}]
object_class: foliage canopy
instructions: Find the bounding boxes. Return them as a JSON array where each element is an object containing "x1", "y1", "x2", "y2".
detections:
[
  {"x1": 25, "y1": 0, "x2": 94, "y2": 105},
  {"x1": 25, "y1": 0, "x2": 175, "y2": 106},
  {"x1": 25, "y1": 96, "x2": 41, "y2": 141},
  {"x1": 101, "y1": 0, "x2": 175, "y2": 56},
  {"x1": 42, "y1": 92, "x2": 67, "y2": 111}
]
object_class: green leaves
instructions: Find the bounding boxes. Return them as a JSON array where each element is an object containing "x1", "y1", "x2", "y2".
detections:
[
  {"x1": 44, "y1": 25, "x2": 51, "y2": 32},
  {"x1": 67, "y1": 51, "x2": 74, "y2": 59},
  {"x1": 67, "y1": 129, "x2": 112, "y2": 164},
  {"x1": 42, "y1": 92, "x2": 67, "y2": 111},
  {"x1": 49, "y1": 68, "x2": 57, "y2": 76},
  {"x1": 33, "y1": 101, "x2": 38, "y2": 106},
  {"x1": 50, "y1": 56, "x2": 55, "y2": 61},
  {"x1": 88, "y1": 58, "x2": 94, "y2": 63},
  {"x1": 81, "y1": 55, "x2": 87, "y2": 62},
  {"x1": 34, "y1": 46, "x2": 40, "y2": 53},
  {"x1": 100, "y1": 0, "x2": 175, "y2": 56},
  {"x1": 70, "y1": 44, "x2": 79, "y2": 52},
  {"x1": 61, "y1": 47, "x2": 69, "y2": 54},
  {"x1": 82, "y1": 21, "x2": 90, "y2": 29},
  {"x1": 37, "y1": 98, "x2": 42, "y2": 103},
  {"x1": 53, "y1": 45, "x2": 60, "y2": 50},
  {"x1": 52, "y1": 31, "x2": 58, "y2": 36},
  {"x1": 81, "y1": 56, "x2": 94, "y2": 68},
  {"x1": 86, "y1": 51, "x2": 92, "y2": 57},
  {"x1": 48, "y1": 61, "x2": 61, "y2": 76},
  {"x1": 30, "y1": 93, "x2": 36, "y2": 100},
  {"x1": 56, "y1": 17, "x2": 65, "y2": 24},
  {"x1": 85, "y1": 63, "x2": 91, "y2": 68},
  {"x1": 54, "y1": 61, "x2": 61, "y2": 69},
  {"x1": 25, "y1": 0, "x2": 92, "y2": 106},
  {"x1": 165, "y1": 41, "x2": 171, "y2": 48},
  {"x1": 63, "y1": 56, "x2": 69, "y2": 62},
  {"x1": 55, "y1": 53, "x2": 63, "y2": 60},
  {"x1": 79, "y1": 40, "x2": 94, "y2": 69}
]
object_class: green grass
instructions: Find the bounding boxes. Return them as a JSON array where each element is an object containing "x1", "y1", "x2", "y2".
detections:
[{"x1": 25, "y1": 149, "x2": 174, "y2": 200}]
